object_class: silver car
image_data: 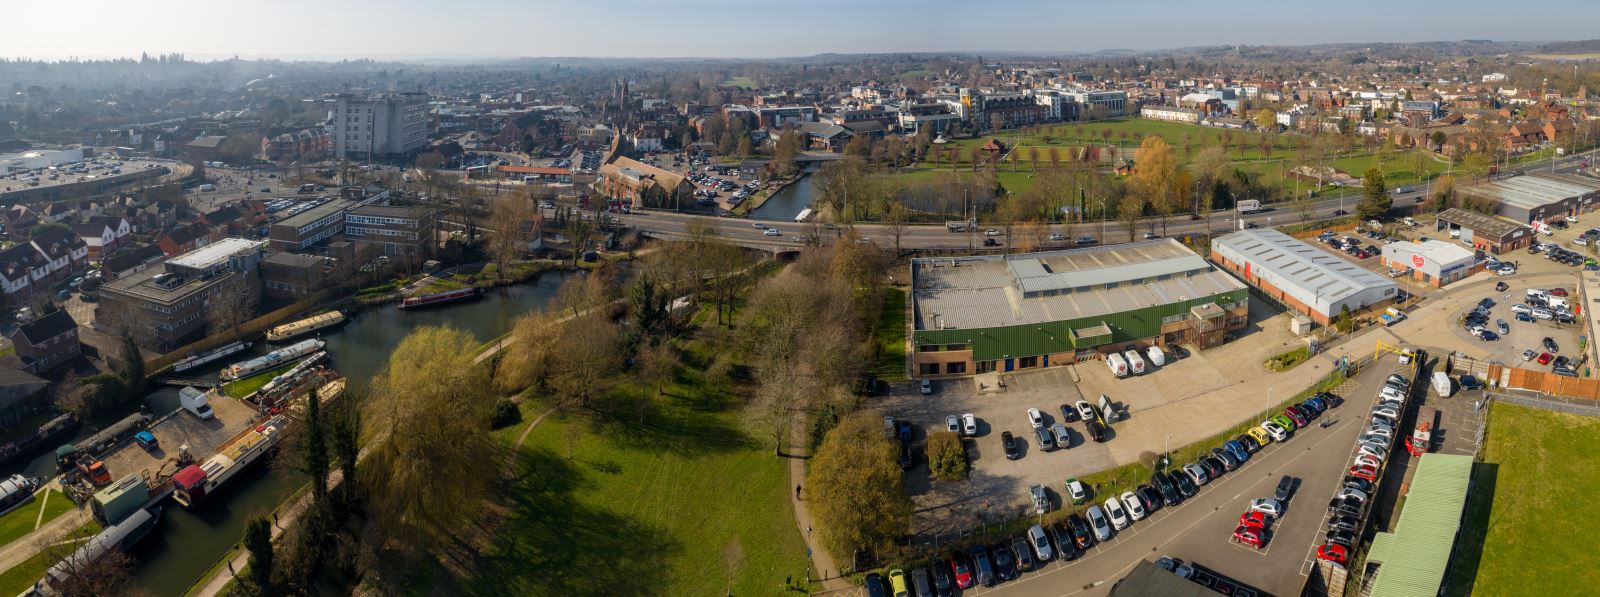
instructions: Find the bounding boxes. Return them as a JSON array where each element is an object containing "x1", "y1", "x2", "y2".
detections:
[
  {"x1": 1086, "y1": 505, "x2": 1114, "y2": 541},
  {"x1": 1028, "y1": 524, "x2": 1054, "y2": 561}
]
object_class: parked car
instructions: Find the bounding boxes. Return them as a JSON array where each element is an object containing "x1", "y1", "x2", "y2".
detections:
[
  {"x1": 1065, "y1": 478, "x2": 1089, "y2": 505},
  {"x1": 950, "y1": 552, "x2": 974, "y2": 589},
  {"x1": 1170, "y1": 469, "x2": 1199, "y2": 498},
  {"x1": 1233, "y1": 525, "x2": 1266, "y2": 548},
  {"x1": 1275, "y1": 476, "x2": 1298, "y2": 502},
  {"x1": 961, "y1": 413, "x2": 978, "y2": 436},
  {"x1": 1249, "y1": 498, "x2": 1285, "y2": 517},
  {"x1": 1059, "y1": 404, "x2": 1078, "y2": 423},
  {"x1": 991, "y1": 542, "x2": 1017, "y2": 581},
  {"x1": 1182, "y1": 463, "x2": 1209, "y2": 486},
  {"x1": 1086, "y1": 505, "x2": 1114, "y2": 541},
  {"x1": 1066, "y1": 514, "x2": 1094, "y2": 549},
  {"x1": 1152, "y1": 472, "x2": 1181, "y2": 506},
  {"x1": 1002, "y1": 431, "x2": 1021, "y2": 460},
  {"x1": 1027, "y1": 524, "x2": 1053, "y2": 562},
  {"x1": 1049, "y1": 523, "x2": 1079, "y2": 560},
  {"x1": 1103, "y1": 497, "x2": 1130, "y2": 530},
  {"x1": 1121, "y1": 491, "x2": 1147, "y2": 521},
  {"x1": 946, "y1": 415, "x2": 960, "y2": 433},
  {"x1": 970, "y1": 546, "x2": 996, "y2": 587}
]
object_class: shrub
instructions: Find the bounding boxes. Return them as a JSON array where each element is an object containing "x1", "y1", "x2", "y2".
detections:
[
  {"x1": 490, "y1": 398, "x2": 522, "y2": 430},
  {"x1": 927, "y1": 431, "x2": 968, "y2": 480}
]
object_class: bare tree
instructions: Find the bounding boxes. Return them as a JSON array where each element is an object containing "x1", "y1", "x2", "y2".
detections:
[
  {"x1": 883, "y1": 202, "x2": 910, "y2": 255},
  {"x1": 207, "y1": 281, "x2": 259, "y2": 343},
  {"x1": 32, "y1": 523, "x2": 143, "y2": 597},
  {"x1": 485, "y1": 193, "x2": 536, "y2": 281}
]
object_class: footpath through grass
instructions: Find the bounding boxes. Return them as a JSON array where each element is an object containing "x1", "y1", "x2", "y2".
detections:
[
  {"x1": 471, "y1": 327, "x2": 811, "y2": 596},
  {"x1": 1446, "y1": 402, "x2": 1600, "y2": 596},
  {"x1": 0, "y1": 518, "x2": 103, "y2": 596},
  {"x1": 0, "y1": 489, "x2": 72, "y2": 547}
]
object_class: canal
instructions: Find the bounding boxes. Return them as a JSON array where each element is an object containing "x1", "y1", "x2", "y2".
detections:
[
  {"x1": 748, "y1": 164, "x2": 819, "y2": 222},
  {"x1": 1, "y1": 270, "x2": 573, "y2": 595}
]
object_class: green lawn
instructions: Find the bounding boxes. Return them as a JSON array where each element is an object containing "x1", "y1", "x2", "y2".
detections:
[
  {"x1": 220, "y1": 362, "x2": 299, "y2": 398},
  {"x1": 0, "y1": 518, "x2": 102, "y2": 596},
  {"x1": 898, "y1": 69, "x2": 934, "y2": 78},
  {"x1": 1447, "y1": 402, "x2": 1600, "y2": 597},
  {"x1": 418, "y1": 277, "x2": 467, "y2": 295},
  {"x1": 870, "y1": 288, "x2": 907, "y2": 381},
  {"x1": 0, "y1": 490, "x2": 71, "y2": 547},
  {"x1": 470, "y1": 329, "x2": 811, "y2": 596},
  {"x1": 895, "y1": 167, "x2": 1046, "y2": 195},
  {"x1": 720, "y1": 76, "x2": 757, "y2": 88}
]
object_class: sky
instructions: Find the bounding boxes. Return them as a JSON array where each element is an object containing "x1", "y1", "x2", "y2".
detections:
[{"x1": 3, "y1": 0, "x2": 1599, "y2": 61}]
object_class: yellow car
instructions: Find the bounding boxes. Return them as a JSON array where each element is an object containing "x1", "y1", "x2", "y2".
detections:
[
  {"x1": 888, "y1": 568, "x2": 909, "y2": 597},
  {"x1": 1247, "y1": 426, "x2": 1272, "y2": 447}
]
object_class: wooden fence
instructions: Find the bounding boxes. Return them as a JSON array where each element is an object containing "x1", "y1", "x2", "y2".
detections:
[{"x1": 144, "y1": 290, "x2": 334, "y2": 373}]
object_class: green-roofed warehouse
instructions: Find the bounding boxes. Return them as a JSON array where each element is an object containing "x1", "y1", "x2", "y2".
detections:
[
  {"x1": 1364, "y1": 453, "x2": 1475, "y2": 597},
  {"x1": 909, "y1": 239, "x2": 1249, "y2": 378}
]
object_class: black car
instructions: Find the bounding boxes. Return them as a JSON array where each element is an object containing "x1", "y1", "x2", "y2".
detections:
[
  {"x1": 1011, "y1": 536, "x2": 1035, "y2": 572},
  {"x1": 1544, "y1": 337, "x2": 1560, "y2": 352},
  {"x1": 1211, "y1": 448, "x2": 1239, "y2": 471},
  {"x1": 930, "y1": 561, "x2": 956, "y2": 597},
  {"x1": 899, "y1": 443, "x2": 914, "y2": 470},
  {"x1": 1329, "y1": 496, "x2": 1363, "y2": 514},
  {"x1": 1049, "y1": 523, "x2": 1080, "y2": 560},
  {"x1": 1171, "y1": 469, "x2": 1199, "y2": 498},
  {"x1": 991, "y1": 543, "x2": 1017, "y2": 581},
  {"x1": 1137, "y1": 485, "x2": 1163, "y2": 513},
  {"x1": 1151, "y1": 471, "x2": 1182, "y2": 507},
  {"x1": 1002, "y1": 431, "x2": 1021, "y2": 460},
  {"x1": 1326, "y1": 529, "x2": 1356, "y2": 548},
  {"x1": 1200, "y1": 456, "x2": 1226, "y2": 479},
  {"x1": 1085, "y1": 420, "x2": 1109, "y2": 443},
  {"x1": 865, "y1": 573, "x2": 887, "y2": 597},
  {"x1": 1496, "y1": 281, "x2": 1509, "y2": 292},
  {"x1": 1059, "y1": 404, "x2": 1078, "y2": 422},
  {"x1": 983, "y1": 238, "x2": 1000, "y2": 247},
  {"x1": 1275, "y1": 475, "x2": 1298, "y2": 502},
  {"x1": 971, "y1": 545, "x2": 996, "y2": 587},
  {"x1": 1066, "y1": 514, "x2": 1095, "y2": 549},
  {"x1": 1554, "y1": 355, "x2": 1571, "y2": 369},
  {"x1": 1238, "y1": 433, "x2": 1261, "y2": 453}
]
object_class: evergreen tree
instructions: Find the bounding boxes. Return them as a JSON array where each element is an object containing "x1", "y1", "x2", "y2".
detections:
[{"x1": 1356, "y1": 167, "x2": 1392, "y2": 222}]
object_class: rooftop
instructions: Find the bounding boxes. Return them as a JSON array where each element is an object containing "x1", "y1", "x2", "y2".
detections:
[
  {"x1": 1383, "y1": 239, "x2": 1478, "y2": 267},
  {"x1": 348, "y1": 204, "x2": 431, "y2": 220},
  {"x1": 1462, "y1": 172, "x2": 1600, "y2": 212},
  {"x1": 912, "y1": 239, "x2": 1246, "y2": 330},
  {"x1": 167, "y1": 238, "x2": 263, "y2": 271},
  {"x1": 1365, "y1": 454, "x2": 1474, "y2": 597},
  {"x1": 1213, "y1": 229, "x2": 1396, "y2": 306},
  {"x1": 275, "y1": 199, "x2": 354, "y2": 230},
  {"x1": 1435, "y1": 208, "x2": 1530, "y2": 239}
]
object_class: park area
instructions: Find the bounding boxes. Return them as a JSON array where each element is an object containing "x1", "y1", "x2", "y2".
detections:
[
  {"x1": 1446, "y1": 402, "x2": 1600, "y2": 596},
  {"x1": 469, "y1": 316, "x2": 812, "y2": 596}
]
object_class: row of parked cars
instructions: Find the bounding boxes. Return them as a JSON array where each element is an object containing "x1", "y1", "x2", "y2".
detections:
[
  {"x1": 1317, "y1": 230, "x2": 1384, "y2": 260},
  {"x1": 1529, "y1": 239, "x2": 1595, "y2": 269},
  {"x1": 1317, "y1": 368, "x2": 1416, "y2": 566}
]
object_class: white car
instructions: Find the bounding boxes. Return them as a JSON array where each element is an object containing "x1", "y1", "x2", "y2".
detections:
[
  {"x1": 961, "y1": 413, "x2": 978, "y2": 437},
  {"x1": 1121, "y1": 491, "x2": 1147, "y2": 521},
  {"x1": 1087, "y1": 505, "x2": 1114, "y2": 541},
  {"x1": 1065, "y1": 479, "x2": 1088, "y2": 504},
  {"x1": 1365, "y1": 425, "x2": 1394, "y2": 438},
  {"x1": 1103, "y1": 497, "x2": 1130, "y2": 530},
  {"x1": 945, "y1": 415, "x2": 960, "y2": 434},
  {"x1": 1249, "y1": 498, "x2": 1284, "y2": 517},
  {"x1": 1355, "y1": 452, "x2": 1383, "y2": 469},
  {"x1": 985, "y1": 228, "x2": 1000, "y2": 236},
  {"x1": 1261, "y1": 420, "x2": 1290, "y2": 442},
  {"x1": 920, "y1": 379, "x2": 933, "y2": 395},
  {"x1": 1566, "y1": 215, "x2": 1580, "y2": 224},
  {"x1": 1048, "y1": 233, "x2": 1066, "y2": 241},
  {"x1": 1075, "y1": 400, "x2": 1096, "y2": 421},
  {"x1": 763, "y1": 228, "x2": 780, "y2": 237},
  {"x1": 1026, "y1": 408, "x2": 1045, "y2": 429},
  {"x1": 1360, "y1": 434, "x2": 1392, "y2": 448},
  {"x1": 1511, "y1": 304, "x2": 1533, "y2": 316},
  {"x1": 1028, "y1": 524, "x2": 1054, "y2": 561},
  {"x1": 1358, "y1": 443, "x2": 1388, "y2": 461}
]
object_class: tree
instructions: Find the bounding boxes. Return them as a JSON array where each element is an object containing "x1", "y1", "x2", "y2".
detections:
[
  {"x1": 486, "y1": 194, "x2": 535, "y2": 280},
  {"x1": 547, "y1": 313, "x2": 625, "y2": 408},
  {"x1": 806, "y1": 412, "x2": 913, "y2": 557},
  {"x1": 1254, "y1": 109, "x2": 1277, "y2": 132},
  {"x1": 1433, "y1": 174, "x2": 1456, "y2": 212},
  {"x1": 115, "y1": 334, "x2": 145, "y2": 400},
  {"x1": 1130, "y1": 136, "x2": 1180, "y2": 234},
  {"x1": 31, "y1": 523, "x2": 138, "y2": 596},
  {"x1": 328, "y1": 392, "x2": 361, "y2": 500},
  {"x1": 629, "y1": 272, "x2": 670, "y2": 340},
  {"x1": 1429, "y1": 131, "x2": 1447, "y2": 152},
  {"x1": 1336, "y1": 305, "x2": 1354, "y2": 333},
  {"x1": 301, "y1": 383, "x2": 329, "y2": 502},
  {"x1": 1357, "y1": 167, "x2": 1393, "y2": 222},
  {"x1": 927, "y1": 431, "x2": 967, "y2": 480},
  {"x1": 244, "y1": 515, "x2": 275, "y2": 592},
  {"x1": 362, "y1": 326, "x2": 499, "y2": 554},
  {"x1": 883, "y1": 202, "x2": 910, "y2": 255}
]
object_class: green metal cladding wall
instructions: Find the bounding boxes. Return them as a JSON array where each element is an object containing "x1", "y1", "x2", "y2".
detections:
[{"x1": 913, "y1": 288, "x2": 1247, "y2": 362}]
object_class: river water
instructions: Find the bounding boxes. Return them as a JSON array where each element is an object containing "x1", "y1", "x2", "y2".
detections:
[
  {"x1": 1, "y1": 271, "x2": 573, "y2": 595},
  {"x1": 748, "y1": 166, "x2": 819, "y2": 222}
]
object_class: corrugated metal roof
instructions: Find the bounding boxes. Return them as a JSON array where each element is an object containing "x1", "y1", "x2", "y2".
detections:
[
  {"x1": 1460, "y1": 172, "x2": 1600, "y2": 211},
  {"x1": 1009, "y1": 254, "x2": 1210, "y2": 295},
  {"x1": 1212, "y1": 229, "x2": 1395, "y2": 309},
  {"x1": 1365, "y1": 454, "x2": 1475, "y2": 597}
]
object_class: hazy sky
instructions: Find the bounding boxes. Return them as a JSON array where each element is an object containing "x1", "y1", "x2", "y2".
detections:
[{"x1": 4, "y1": 0, "x2": 1598, "y2": 60}]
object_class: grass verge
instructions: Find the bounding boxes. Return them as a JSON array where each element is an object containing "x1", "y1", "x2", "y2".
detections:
[
  {"x1": 870, "y1": 288, "x2": 908, "y2": 381},
  {"x1": 1445, "y1": 402, "x2": 1600, "y2": 596},
  {"x1": 221, "y1": 362, "x2": 299, "y2": 398},
  {"x1": 0, "y1": 518, "x2": 103, "y2": 596},
  {"x1": 0, "y1": 490, "x2": 71, "y2": 547},
  {"x1": 470, "y1": 321, "x2": 812, "y2": 596},
  {"x1": 1266, "y1": 345, "x2": 1311, "y2": 371}
]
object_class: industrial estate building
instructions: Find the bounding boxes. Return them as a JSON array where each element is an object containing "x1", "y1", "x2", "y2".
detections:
[
  {"x1": 1380, "y1": 240, "x2": 1483, "y2": 288},
  {"x1": 910, "y1": 240, "x2": 1249, "y2": 378},
  {"x1": 1211, "y1": 229, "x2": 1398, "y2": 325},
  {"x1": 1457, "y1": 172, "x2": 1600, "y2": 224},
  {"x1": 1433, "y1": 208, "x2": 1533, "y2": 254}
]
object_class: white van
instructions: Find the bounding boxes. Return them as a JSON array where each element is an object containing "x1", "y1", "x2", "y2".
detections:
[
  {"x1": 1527, "y1": 288, "x2": 1549, "y2": 301},
  {"x1": 1106, "y1": 352, "x2": 1129, "y2": 378},
  {"x1": 1548, "y1": 296, "x2": 1568, "y2": 310},
  {"x1": 1145, "y1": 346, "x2": 1166, "y2": 367},
  {"x1": 197, "y1": 183, "x2": 216, "y2": 192},
  {"x1": 1123, "y1": 350, "x2": 1147, "y2": 375}
]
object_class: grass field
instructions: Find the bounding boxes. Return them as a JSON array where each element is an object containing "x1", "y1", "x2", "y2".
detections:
[
  {"x1": 870, "y1": 288, "x2": 907, "y2": 381},
  {"x1": 471, "y1": 323, "x2": 811, "y2": 596},
  {"x1": 221, "y1": 362, "x2": 298, "y2": 398},
  {"x1": 1445, "y1": 402, "x2": 1600, "y2": 597},
  {"x1": 720, "y1": 76, "x2": 757, "y2": 88},
  {"x1": 895, "y1": 167, "x2": 1046, "y2": 195},
  {"x1": 0, "y1": 490, "x2": 71, "y2": 547},
  {"x1": 0, "y1": 518, "x2": 102, "y2": 596}
]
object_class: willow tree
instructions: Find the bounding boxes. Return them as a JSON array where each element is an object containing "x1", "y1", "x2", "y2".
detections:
[{"x1": 362, "y1": 326, "x2": 498, "y2": 553}]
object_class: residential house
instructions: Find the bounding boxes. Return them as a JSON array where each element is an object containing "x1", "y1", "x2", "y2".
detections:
[
  {"x1": 30, "y1": 228, "x2": 88, "y2": 287},
  {"x1": 8, "y1": 310, "x2": 80, "y2": 375},
  {"x1": 72, "y1": 222, "x2": 117, "y2": 258},
  {"x1": 157, "y1": 223, "x2": 209, "y2": 256},
  {"x1": 0, "y1": 243, "x2": 48, "y2": 307}
]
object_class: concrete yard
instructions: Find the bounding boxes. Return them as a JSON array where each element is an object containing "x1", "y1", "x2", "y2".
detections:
[{"x1": 92, "y1": 391, "x2": 262, "y2": 484}]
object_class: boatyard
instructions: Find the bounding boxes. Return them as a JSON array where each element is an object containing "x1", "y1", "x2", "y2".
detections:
[{"x1": 70, "y1": 391, "x2": 260, "y2": 505}]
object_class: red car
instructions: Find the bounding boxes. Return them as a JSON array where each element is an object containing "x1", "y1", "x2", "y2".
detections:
[
  {"x1": 1233, "y1": 525, "x2": 1265, "y2": 548},
  {"x1": 1549, "y1": 288, "x2": 1569, "y2": 297},
  {"x1": 1317, "y1": 543, "x2": 1349, "y2": 564},
  {"x1": 1239, "y1": 511, "x2": 1271, "y2": 529},
  {"x1": 950, "y1": 552, "x2": 974, "y2": 589},
  {"x1": 1284, "y1": 408, "x2": 1308, "y2": 428},
  {"x1": 1348, "y1": 464, "x2": 1378, "y2": 481},
  {"x1": 1537, "y1": 352, "x2": 1555, "y2": 365}
]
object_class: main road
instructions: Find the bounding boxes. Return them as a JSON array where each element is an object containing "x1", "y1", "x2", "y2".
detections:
[{"x1": 601, "y1": 150, "x2": 1597, "y2": 251}]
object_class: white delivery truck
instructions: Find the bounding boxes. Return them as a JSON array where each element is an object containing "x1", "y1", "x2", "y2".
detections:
[
  {"x1": 1106, "y1": 352, "x2": 1130, "y2": 378},
  {"x1": 1123, "y1": 350, "x2": 1147, "y2": 375},
  {"x1": 1432, "y1": 371, "x2": 1453, "y2": 398},
  {"x1": 1145, "y1": 346, "x2": 1166, "y2": 367}
]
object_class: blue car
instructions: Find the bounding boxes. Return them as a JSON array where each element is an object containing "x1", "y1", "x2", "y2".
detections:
[
  {"x1": 1224, "y1": 440, "x2": 1250, "y2": 463},
  {"x1": 1304, "y1": 396, "x2": 1327, "y2": 414}
]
